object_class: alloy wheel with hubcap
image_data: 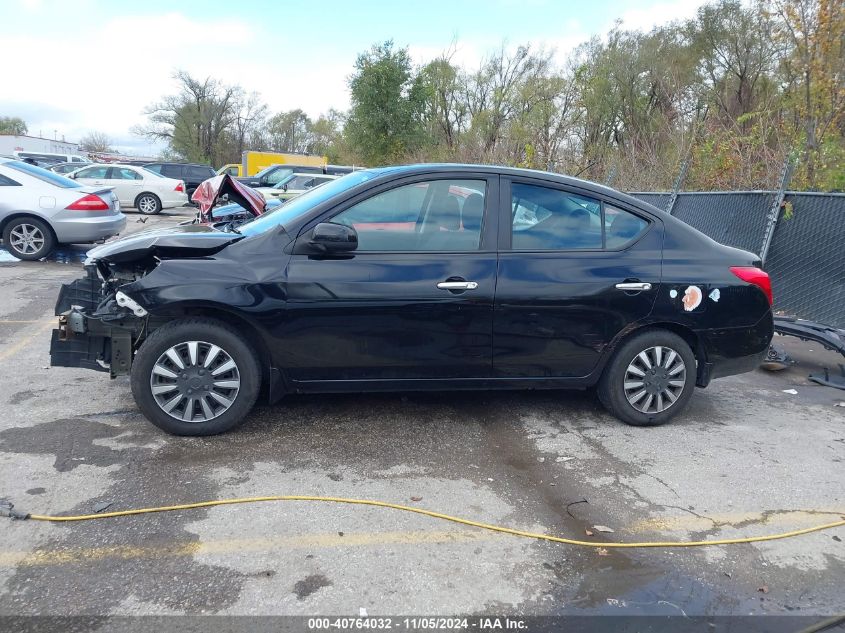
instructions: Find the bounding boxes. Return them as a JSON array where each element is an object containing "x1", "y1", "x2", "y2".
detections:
[
  {"x1": 150, "y1": 340, "x2": 241, "y2": 423},
  {"x1": 137, "y1": 194, "x2": 160, "y2": 215},
  {"x1": 623, "y1": 345, "x2": 686, "y2": 414},
  {"x1": 9, "y1": 223, "x2": 45, "y2": 256}
]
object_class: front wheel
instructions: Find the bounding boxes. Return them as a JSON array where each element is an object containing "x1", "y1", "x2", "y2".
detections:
[
  {"x1": 136, "y1": 193, "x2": 162, "y2": 215},
  {"x1": 131, "y1": 318, "x2": 261, "y2": 436},
  {"x1": 598, "y1": 330, "x2": 696, "y2": 426}
]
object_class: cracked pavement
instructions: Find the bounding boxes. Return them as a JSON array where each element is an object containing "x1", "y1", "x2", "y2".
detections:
[{"x1": 0, "y1": 208, "x2": 843, "y2": 621}]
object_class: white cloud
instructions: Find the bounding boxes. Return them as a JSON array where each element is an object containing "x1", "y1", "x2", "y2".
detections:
[
  {"x1": 615, "y1": 0, "x2": 705, "y2": 31},
  {"x1": 1, "y1": 10, "x2": 349, "y2": 155}
]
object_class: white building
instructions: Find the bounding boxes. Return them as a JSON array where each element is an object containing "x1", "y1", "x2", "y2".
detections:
[{"x1": 0, "y1": 134, "x2": 80, "y2": 156}]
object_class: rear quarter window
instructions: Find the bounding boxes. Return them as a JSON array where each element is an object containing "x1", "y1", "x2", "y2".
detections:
[{"x1": 605, "y1": 205, "x2": 650, "y2": 249}]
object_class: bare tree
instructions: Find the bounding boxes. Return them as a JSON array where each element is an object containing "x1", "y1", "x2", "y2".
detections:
[{"x1": 79, "y1": 131, "x2": 112, "y2": 153}]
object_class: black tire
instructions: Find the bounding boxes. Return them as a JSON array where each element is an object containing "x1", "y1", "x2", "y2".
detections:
[
  {"x1": 2, "y1": 216, "x2": 56, "y2": 260},
  {"x1": 130, "y1": 318, "x2": 261, "y2": 436},
  {"x1": 598, "y1": 329, "x2": 696, "y2": 427},
  {"x1": 135, "y1": 193, "x2": 162, "y2": 215}
]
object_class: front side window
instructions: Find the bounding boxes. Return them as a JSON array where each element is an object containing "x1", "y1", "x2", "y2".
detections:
[
  {"x1": 110, "y1": 167, "x2": 141, "y2": 180},
  {"x1": 76, "y1": 166, "x2": 109, "y2": 179},
  {"x1": 511, "y1": 183, "x2": 602, "y2": 250},
  {"x1": 331, "y1": 179, "x2": 486, "y2": 252}
]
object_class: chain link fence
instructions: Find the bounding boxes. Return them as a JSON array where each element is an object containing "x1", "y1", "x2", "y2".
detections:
[{"x1": 629, "y1": 191, "x2": 845, "y2": 329}]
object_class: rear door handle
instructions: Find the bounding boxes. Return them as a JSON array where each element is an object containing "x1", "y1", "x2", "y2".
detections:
[
  {"x1": 615, "y1": 282, "x2": 652, "y2": 291},
  {"x1": 437, "y1": 281, "x2": 478, "y2": 290}
]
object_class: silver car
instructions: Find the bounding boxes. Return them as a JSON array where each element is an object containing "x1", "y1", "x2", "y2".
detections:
[{"x1": 0, "y1": 158, "x2": 126, "y2": 260}]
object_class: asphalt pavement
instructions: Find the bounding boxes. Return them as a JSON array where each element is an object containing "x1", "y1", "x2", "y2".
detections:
[{"x1": 0, "y1": 206, "x2": 843, "y2": 626}]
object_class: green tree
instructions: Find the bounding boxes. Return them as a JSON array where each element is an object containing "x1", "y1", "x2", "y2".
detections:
[
  {"x1": 345, "y1": 41, "x2": 427, "y2": 164},
  {"x1": 0, "y1": 116, "x2": 28, "y2": 135},
  {"x1": 267, "y1": 109, "x2": 314, "y2": 153},
  {"x1": 134, "y1": 70, "x2": 249, "y2": 166}
]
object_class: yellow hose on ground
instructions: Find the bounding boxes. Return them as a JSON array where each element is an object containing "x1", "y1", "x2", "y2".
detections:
[{"x1": 24, "y1": 495, "x2": 845, "y2": 549}]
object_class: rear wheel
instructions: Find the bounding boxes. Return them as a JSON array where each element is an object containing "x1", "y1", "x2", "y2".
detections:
[
  {"x1": 2, "y1": 217, "x2": 56, "y2": 260},
  {"x1": 131, "y1": 318, "x2": 261, "y2": 436},
  {"x1": 136, "y1": 193, "x2": 162, "y2": 215},
  {"x1": 598, "y1": 329, "x2": 696, "y2": 426}
]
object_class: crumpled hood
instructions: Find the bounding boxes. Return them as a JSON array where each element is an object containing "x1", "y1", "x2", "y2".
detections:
[
  {"x1": 86, "y1": 224, "x2": 242, "y2": 264},
  {"x1": 192, "y1": 174, "x2": 266, "y2": 221}
]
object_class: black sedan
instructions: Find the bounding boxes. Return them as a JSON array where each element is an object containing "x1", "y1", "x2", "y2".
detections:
[{"x1": 50, "y1": 164, "x2": 774, "y2": 436}]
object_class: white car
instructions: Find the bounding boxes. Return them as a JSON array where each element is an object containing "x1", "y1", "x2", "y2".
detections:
[
  {"x1": 70, "y1": 164, "x2": 188, "y2": 215},
  {"x1": 254, "y1": 173, "x2": 338, "y2": 201}
]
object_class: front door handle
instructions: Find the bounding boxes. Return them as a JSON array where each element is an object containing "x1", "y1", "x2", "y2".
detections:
[
  {"x1": 615, "y1": 282, "x2": 652, "y2": 291},
  {"x1": 437, "y1": 281, "x2": 478, "y2": 291}
]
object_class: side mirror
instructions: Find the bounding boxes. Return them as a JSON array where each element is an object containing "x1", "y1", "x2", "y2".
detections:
[
  {"x1": 309, "y1": 222, "x2": 358, "y2": 252},
  {"x1": 68, "y1": 173, "x2": 76, "y2": 179}
]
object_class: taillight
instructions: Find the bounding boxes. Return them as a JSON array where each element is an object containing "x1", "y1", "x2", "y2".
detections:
[
  {"x1": 730, "y1": 266, "x2": 773, "y2": 305},
  {"x1": 66, "y1": 194, "x2": 110, "y2": 211},
  {"x1": 175, "y1": 181, "x2": 184, "y2": 192}
]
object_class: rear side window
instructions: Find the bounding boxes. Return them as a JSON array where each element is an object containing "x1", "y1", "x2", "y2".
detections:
[
  {"x1": 0, "y1": 173, "x2": 21, "y2": 186},
  {"x1": 511, "y1": 183, "x2": 602, "y2": 250},
  {"x1": 161, "y1": 165, "x2": 183, "y2": 179},
  {"x1": 509, "y1": 183, "x2": 649, "y2": 250},
  {"x1": 188, "y1": 166, "x2": 214, "y2": 180},
  {"x1": 4, "y1": 161, "x2": 81, "y2": 188}
]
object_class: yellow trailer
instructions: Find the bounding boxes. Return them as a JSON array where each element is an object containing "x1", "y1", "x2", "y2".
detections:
[{"x1": 217, "y1": 152, "x2": 327, "y2": 178}]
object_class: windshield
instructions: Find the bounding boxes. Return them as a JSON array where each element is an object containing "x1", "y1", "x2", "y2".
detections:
[
  {"x1": 254, "y1": 165, "x2": 285, "y2": 178},
  {"x1": 143, "y1": 168, "x2": 165, "y2": 178},
  {"x1": 5, "y1": 160, "x2": 82, "y2": 188},
  {"x1": 270, "y1": 173, "x2": 298, "y2": 190},
  {"x1": 239, "y1": 171, "x2": 375, "y2": 237}
]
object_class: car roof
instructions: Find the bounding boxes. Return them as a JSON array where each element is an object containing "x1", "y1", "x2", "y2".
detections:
[
  {"x1": 144, "y1": 162, "x2": 212, "y2": 167},
  {"x1": 363, "y1": 163, "x2": 671, "y2": 219}
]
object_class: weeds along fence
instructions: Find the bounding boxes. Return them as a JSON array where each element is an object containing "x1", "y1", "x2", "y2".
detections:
[{"x1": 628, "y1": 191, "x2": 845, "y2": 329}]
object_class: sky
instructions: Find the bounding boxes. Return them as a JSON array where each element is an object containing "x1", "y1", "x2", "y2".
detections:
[{"x1": 1, "y1": 0, "x2": 710, "y2": 156}]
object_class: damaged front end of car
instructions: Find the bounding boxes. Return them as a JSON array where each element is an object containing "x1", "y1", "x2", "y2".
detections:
[
  {"x1": 50, "y1": 260, "x2": 152, "y2": 377},
  {"x1": 49, "y1": 222, "x2": 245, "y2": 378}
]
